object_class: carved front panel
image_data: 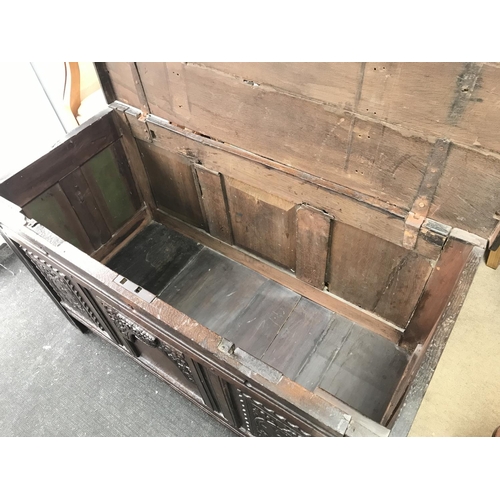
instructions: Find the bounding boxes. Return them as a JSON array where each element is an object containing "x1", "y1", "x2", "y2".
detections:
[
  {"x1": 237, "y1": 389, "x2": 310, "y2": 437},
  {"x1": 102, "y1": 303, "x2": 195, "y2": 384},
  {"x1": 22, "y1": 248, "x2": 106, "y2": 333}
]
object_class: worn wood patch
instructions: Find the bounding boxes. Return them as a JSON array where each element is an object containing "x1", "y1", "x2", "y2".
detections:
[
  {"x1": 429, "y1": 144, "x2": 500, "y2": 238},
  {"x1": 225, "y1": 178, "x2": 297, "y2": 270},
  {"x1": 261, "y1": 297, "x2": 335, "y2": 380},
  {"x1": 328, "y1": 221, "x2": 433, "y2": 328},
  {"x1": 106, "y1": 221, "x2": 202, "y2": 295},
  {"x1": 138, "y1": 140, "x2": 205, "y2": 228},
  {"x1": 223, "y1": 280, "x2": 301, "y2": 358},
  {"x1": 296, "y1": 205, "x2": 332, "y2": 288},
  {"x1": 158, "y1": 248, "x2": 267, "y2": 335},
  {"x1": 347, "y1": 118, "x2": 432, "y2": 209},
  {"x1": 194, "y1": 166, "x2": 233, "y2": 244},
  {"x1": 105, "y1": 62, "x2": 144, "y2": 110},
  {"x1": 294, "y1": 314, "x2": 354, "y2": 391},
  {"x1": 201, "y1": 62, "x2": 362, "y2": 110},
  {"x1": 319, "y1": 324, "x2": 409, "y2": 422}
]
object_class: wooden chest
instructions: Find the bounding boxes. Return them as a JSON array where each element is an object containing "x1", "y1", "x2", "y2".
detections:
[{"x1": 0, "y1": 62, "x2": 495, "y2": 437}]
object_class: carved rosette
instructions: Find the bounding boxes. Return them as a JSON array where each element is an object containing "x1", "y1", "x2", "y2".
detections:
[
  {"x1": 22, "y1": 248, "x2": 105, "y2": 332},
  {"x1": 237, "y1": 389, "x2": 310, "y2": 437},
  {"x1": 103, "y1": 303, "x2": 195, "y2": 384}
]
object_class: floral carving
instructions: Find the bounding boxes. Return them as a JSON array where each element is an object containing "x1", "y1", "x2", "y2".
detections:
[
  {"x1": 103, "y1": 303, "x2": 195, "y2": 384},
  {"x1": 22, "y1": 248, "x2": 105, "y2": 332},
  {"x1": 237, "y1": 390, "x2": 310, "y2": 437}
]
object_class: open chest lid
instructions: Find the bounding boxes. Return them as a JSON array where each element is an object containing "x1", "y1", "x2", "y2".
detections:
[{"x1": 95, "y1": 62, "x2": 499, "y2": 248}]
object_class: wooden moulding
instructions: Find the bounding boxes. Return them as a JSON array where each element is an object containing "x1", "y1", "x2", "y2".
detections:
[
  {"x1": 1, "y1": 213, "x2": 389, "y2": 437},
  {"x1": 390, "y1": 245, "x2": 484, "y2": 436},
  {"x1": 296, "y1": 205, "x2": 334, "y2": 289},
  {"x1": 0, "y1": 108, "x2": 119, "y2": 207},
  {"x1": 154, "y1": 207, "x2": 402, "y2": 344}
]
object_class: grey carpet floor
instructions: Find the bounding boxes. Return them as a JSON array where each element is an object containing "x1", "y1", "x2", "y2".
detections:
[{"x1": 0, "y1": 245, "x2": 234, "y2": 437}]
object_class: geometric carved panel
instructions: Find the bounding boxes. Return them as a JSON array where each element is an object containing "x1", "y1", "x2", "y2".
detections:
[
  {"x1": 237, "y1": 389, "x2": 310, "y2": 437},
  {"x1": 22, "y1": 248, "x2": 106, "y2": 333},
  {"x1": 102, "y1": 302, "x2": 196, "y2": 384}
]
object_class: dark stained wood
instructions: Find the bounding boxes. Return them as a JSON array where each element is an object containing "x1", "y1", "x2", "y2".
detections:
[
  {"x1": 328, "y1": 221, "x2": 432, "y2": 328},
  {"x1": 294, "y1": 314, "x2": 355, "y2": 391},
  {"x1": 23, "y1": 183, "x2": 94, "y2": 253},
  {"x1": 94, "y1": 62, "x2": 116, "y2": 104},
  {"x1": 158, "y1": 248, "x2": 267, "y2": 334},
  {"x1": 195, "y1": 166, "x2": 233, "y2": 244},
  {"x1": 110, "y1": 109, "x2": 157, "y2": 213},
  {"x1": 0, "y1": 108, "x2": 118, "y2": 207},
  {"x1": 138, "y1": 140, "x2": 205, "y2": 228},
  {"x1": 261, "y1": 298, "x2": 335, "y2": 379},
  {"x1": 155, "y1": 208, "x2": 402, "y2": 343},
  {"x1": 225, "y1": 177, "x2": 297, "y2": 270},
  {"x1": 59, "y1": 168, "x2": 111, "y2": 249},
  {"x1": 222, "y1": 280, "x2": 300, "y2": 358},
  {"x1": 401, "y1": 237, "x2": 475, "y2": 348},
  {"x1": 106, "y1": 222, "x2": 202, "y2": 295},
  {"x1": 319, "y1": 324, "x2": 409, "y2": 422},
  {"x1": 390, "y1": 246, "x2": 484, "y2": 436},
  {"x1": 296, "y1": 205, "x2": 332, "y2": 288},
  {"x1": 81, "y1": 143, "x2": 141, "y2": 233}
]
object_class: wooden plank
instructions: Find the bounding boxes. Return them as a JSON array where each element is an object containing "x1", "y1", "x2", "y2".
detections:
[
  {"x1": 319, "y1": 324, "x2": 409, "y2": 422},
  {"x1": 346, "y1": 118, "x2": 433, "y2": 209},
  {"x1": 261, "y1": 297, "x2": 335, "y2": 379},
  {"x1": 225, "y1": 177, "x2": 297, "y2": 270},
  {"x1": 94, "y1": 62, "x2": 116, "y2": 104},
  {"x1": 194, "y1": 166, "x2": 233, "y2": 244},
  {"x1": 358, "y1": 63, "x2": 500, "y2": 155},
  {"x1": 136, "y1": 63, "x2": 439, "y2": 209},
  {"x1": 158, "y1": 248, "x2": 267, "y2": 335},
  {"x1": 59, "y1": 168, "x2": 111, "y2": 249},
  {"x1": 380, "y1": 344, "x2": 423, "y2": 426},
  {"x1": 106, "y1": 222, "x2": 203, "y2": 296},
  {"x1": 128, "y1": 62, "x2": 150, "y2": 115},
  {"x1": 390, "y1": 246, "x2": 484, "y2": 436},
  {"x1": 105, "y1": 62, "x2": 143, "y2": 109},
  {"x1": 146, "y1": 112, "x2": 407, "y2": 220},
  {"x1": 294, "y1": 314, "x2": 354, "y2": 391},
  {"x1": 222, "y1": 280, "x2": 300, "y2": 358},
  {"x1": 138, "y1": 141, "x2": 205, "y2": 228},
  {"x1": 200, "y1": 62, "x2": 362, "y2": 110},
  {"x1": 110, "y1": 109, "x2": 157, "y2": 213},
  {"x1": 401, "y1": 237, "x2": 474, "y2": 348},
  {"x1": 142, "y1": 122, "x2": 408, "y2": 249},
  {"x1": 81, "y1": 144, "x2": 141, "y2": 233},
  {"x1": 0, "y1": 108, "x2": 118, "y2": 207},
  {"x1": 328, "y1": 221, "x2": 433, "y2": 328},
  {"x1": 155, "y1": 208, "x2": 403, "y2": 344},
  {"x1": 296, "y1": 205, "x2": 332, "y2": 288},
  {"x1": 429, "y1": 144, "x2": 500, "y2": 238},
  {"x1": 23, "y1": 183, "x2": 94, "y2": 253}
]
